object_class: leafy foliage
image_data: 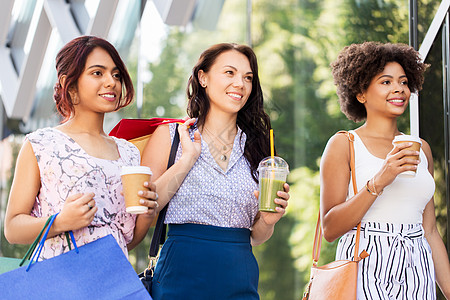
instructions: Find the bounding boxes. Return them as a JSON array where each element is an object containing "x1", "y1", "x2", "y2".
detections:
[{"x1": 1, "y1": 1, "x2": 447, "y2": 299}]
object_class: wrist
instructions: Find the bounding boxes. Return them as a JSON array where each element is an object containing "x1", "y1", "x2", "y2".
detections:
[
  {"x1": 256, "y1": 214, "x2": 276, "y2": 229},
  {"x1": 365, "y1": 178, "x2": 383, "y2": 197},
  {"x1": 136, "y1": 213, "x2": 154, "y2": 227},
  {"x1": 372, "y1": 177, "x2": 384, "y2": 195},
  {"x1": 51, "y1": 215, "x2": 67, "y2": 235},
  {"x1": 178, "y1": 153, "x2": 197, "y2": 168}
]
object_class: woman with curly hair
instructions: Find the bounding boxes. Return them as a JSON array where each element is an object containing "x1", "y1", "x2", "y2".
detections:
[
  {"x1": 320, "y1": 41, "x2": 450, "y2": 299},
  {"x1": 141, "y1": 43, "x2": 290, "y2": 299},
  {"x1": 4, "y1": 36, "x2": 159, "y2": 258}
]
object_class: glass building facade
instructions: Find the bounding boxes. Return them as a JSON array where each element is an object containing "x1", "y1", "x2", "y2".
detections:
[{"x1": 0, "y1": 1, "x2": 448, "y2": 298}]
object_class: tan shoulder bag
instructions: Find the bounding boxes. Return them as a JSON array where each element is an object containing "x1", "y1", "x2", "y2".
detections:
[{"x1": 302, "y1": 131, "x2": 369, "y2": 300}]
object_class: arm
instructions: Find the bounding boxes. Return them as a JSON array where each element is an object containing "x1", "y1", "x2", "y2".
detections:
[
  {"x1": 5, "y1": 140, "x2": 96, "y2": 244},
  {"x1": 141, "y1": 118, "x2": 201, "y2": 213},
  {"x1": 320, "y1": 134, "x2": 377, "y2": 242},
  {"x1": 251, "y1": 183, "x2": 290, "y2": 246},
  {"x1": 320, "y1": 133, "x2": 421, "y2": 242},
  {"x1": 421, "y1": 140, "x2": 450, "y2": 299}
]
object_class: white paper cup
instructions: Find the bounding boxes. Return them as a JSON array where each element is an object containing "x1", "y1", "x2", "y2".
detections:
[
  {"x1": 392, "y1": 135, "x2": 421, "y2": 178},
  {"x1": 121, "y1": 166, "x2": 152, "y2": 214}
]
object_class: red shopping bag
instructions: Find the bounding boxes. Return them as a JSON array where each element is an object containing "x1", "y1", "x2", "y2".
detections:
[{"x1": 109, "y1": 118, "x2": 185, "y2": 156}]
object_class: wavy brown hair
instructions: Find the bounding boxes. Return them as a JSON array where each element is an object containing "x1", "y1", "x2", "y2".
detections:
[
  {"x1": 331, "y1": 42, "x2": 428, "y2": 122},
  {"x1": 54, "y1": 36, "x2": 134, "y2": 122},
  {"x1": 186, "y1": 43, "x2": 272, "y2": 182}
]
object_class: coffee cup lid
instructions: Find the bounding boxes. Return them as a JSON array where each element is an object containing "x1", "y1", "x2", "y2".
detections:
[
  {"x1": 257, "y1": 156, "x2": 289, "y2": 173},
  {"x1": 121, "y1": 165, "x2": 152, "y2": 176},
  {"x1": 392, "y1": 134, "x2": 422, "y2": 145}
]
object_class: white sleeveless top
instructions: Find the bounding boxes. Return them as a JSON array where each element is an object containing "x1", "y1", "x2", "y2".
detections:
[{"x1": 347, "y1": 131, "x2": 435, "y2": 224}]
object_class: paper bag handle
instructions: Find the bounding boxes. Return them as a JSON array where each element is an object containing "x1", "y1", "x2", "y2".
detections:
[{"x1": 27, "y1": 213, "x2": 78, "y2": 271}]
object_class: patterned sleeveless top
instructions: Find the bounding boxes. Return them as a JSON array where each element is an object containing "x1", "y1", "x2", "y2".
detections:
[
  {"x1": 164, "y1": 123, "x2": 259, "y2": 229},
  {"x1": 27, "y1": 127, "x2": 140, "y2": 259}
]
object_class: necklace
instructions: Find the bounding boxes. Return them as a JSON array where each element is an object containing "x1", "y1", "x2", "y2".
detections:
[{"x1": 202, "y1": 126, "x2": 234, "y2": 161}]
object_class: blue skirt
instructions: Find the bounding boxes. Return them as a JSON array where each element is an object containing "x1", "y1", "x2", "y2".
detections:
[{"x1": 151, "y1": 223, "x2": 259, "y2": 300}]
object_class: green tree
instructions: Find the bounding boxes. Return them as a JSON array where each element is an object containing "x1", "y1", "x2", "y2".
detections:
[{"x1": 141, "y1": 29, "x2": 188, "y2": 119}]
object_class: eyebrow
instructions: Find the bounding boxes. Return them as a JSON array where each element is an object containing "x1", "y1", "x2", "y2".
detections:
[
  {"x1": 224, "y1": 65, "x2": 253, "y2": 75},
  {"x1": 86, "y1": 64, "x2": 119, "y2": 71},
  {"x1": 376, "y1": 74, "x2": 407, "y2": 80}
]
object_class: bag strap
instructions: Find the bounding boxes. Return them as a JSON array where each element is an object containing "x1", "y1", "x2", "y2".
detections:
[
  {"x1": 20, "y1": 215, "x2": 53, "y2": 266},
  {"x1": 26, "y1": 213, "x2": 78, "y2": 271},
  {"x1": 148, "y1": 123, "x2": 180, "y2": 258},
  {"x1": 312, "y1": 130, "x2": 361, "y2": 265}
]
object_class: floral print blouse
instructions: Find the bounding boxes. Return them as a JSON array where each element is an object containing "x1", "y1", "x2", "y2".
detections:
[{"x1": 27, "y1": 128, "x2": 140, "y2": 259}]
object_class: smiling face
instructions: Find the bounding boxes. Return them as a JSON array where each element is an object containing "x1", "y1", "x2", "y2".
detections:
[
  {"x1": 71, "y1": 47, "x2": 122, "y2": 115},
  {"x1": 359, "y1": 61, "x2": 411, "y2": 119},
  {"x1": 198, "y1": 50, "x2": 253, "y2": 116}
]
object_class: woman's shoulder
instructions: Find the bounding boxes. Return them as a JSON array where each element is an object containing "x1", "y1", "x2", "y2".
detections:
[
  {"x1": 321, "y1": 131, "x2": 352, "y2": 166},
  {"x1": 111, "y1": 136, "x2": 141, "y2": 159},
  {"x1": 26, "y1": 127, "x2": 59, "y2": 143},
  {"x1": 325, "y1": 131, "x2": 353, "y2": 149}
]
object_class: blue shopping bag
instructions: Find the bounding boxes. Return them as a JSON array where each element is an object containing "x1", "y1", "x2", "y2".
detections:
[{"x1": 0, "y1": 214, "x2": 151, "y2": 299}]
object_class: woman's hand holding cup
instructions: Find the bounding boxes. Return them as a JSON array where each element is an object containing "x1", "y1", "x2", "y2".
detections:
[
  {"x1": 373, "y1": 135, "x2": 421, "y2": 193},
  {"x1": 138, "y1": 180, "x2": 159, "y2": 217},
  {"x1": 254, "y1": 182, "x2": 290, "y2": 226}
]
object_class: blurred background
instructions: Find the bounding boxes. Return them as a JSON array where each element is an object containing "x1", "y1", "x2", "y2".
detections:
[{"x1": 0, "y1": 0, "x2": 448, "y2": 299}]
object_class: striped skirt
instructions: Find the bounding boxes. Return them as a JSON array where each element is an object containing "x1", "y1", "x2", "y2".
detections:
[
  {"x1": 336, "y1": 222, "x2": 436, "y2": 300},
  {"x1": 151, "y1": 223, "x2": 259, "y2": 300}
]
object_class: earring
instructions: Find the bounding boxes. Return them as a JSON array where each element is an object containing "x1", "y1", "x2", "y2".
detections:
[{"x1": 201, "y1": 83, "x2": 207, "y2": 88}]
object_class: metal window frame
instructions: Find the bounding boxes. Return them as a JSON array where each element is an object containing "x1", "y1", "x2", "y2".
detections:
[{"x1": 410, "y1": 0, "x2": 450, "y2": 251}]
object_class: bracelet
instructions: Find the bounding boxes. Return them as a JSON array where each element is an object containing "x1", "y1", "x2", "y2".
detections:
[
  {"x1": 365, "y1": 178, "x2": 382, "y2": 196},
  {"x1": 371, "y1": 178, "x2": 382, "y2": 196},
  {"x1": 365, "y1": 180, "x2": 377, "y2": 196}
]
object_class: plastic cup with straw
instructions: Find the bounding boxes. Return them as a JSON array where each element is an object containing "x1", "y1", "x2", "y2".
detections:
[{"x1": 257, "y1": 129, "x2": 289, "y2": 212}]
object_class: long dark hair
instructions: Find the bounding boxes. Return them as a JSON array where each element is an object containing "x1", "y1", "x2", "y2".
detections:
[
  {"x1": 54, "y1": 35, "x2": 134, "y2": 123},
  {"x1": 186, "y1": 43, "x2": 272, "y2": 182}
]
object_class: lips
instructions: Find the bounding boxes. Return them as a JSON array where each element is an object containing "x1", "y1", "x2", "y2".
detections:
[
  {"x1": 387, "y1": 98, "x2": 405, "y2": 106},
  {"x1": 227, "y1": 92, "x2": 243, "y2": 101},
  {"x1": 99, "y1": 93, "x2": 116, "y2": 101}
]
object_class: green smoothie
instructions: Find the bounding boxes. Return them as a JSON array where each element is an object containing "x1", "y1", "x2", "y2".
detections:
[{"x1": 258, "y1": 177, "x2": 285, "y2": 212}]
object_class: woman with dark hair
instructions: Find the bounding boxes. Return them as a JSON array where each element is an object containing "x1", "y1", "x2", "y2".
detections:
[
  {"x1": 321, "y1": 41, "x2": 450, "y2": 299},
  {"x1": 141, "y1": 43, "x2": 290, "y2": 299},
  {"x1": 4, "y1": 36, "x2": 159, "y2": 258}
]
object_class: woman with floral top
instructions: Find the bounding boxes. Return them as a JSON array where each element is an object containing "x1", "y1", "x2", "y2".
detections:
[{"x1": 4, "y1": 36, "x2": 162, "y2": 258}]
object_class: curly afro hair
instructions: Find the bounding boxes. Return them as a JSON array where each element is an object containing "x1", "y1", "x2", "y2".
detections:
[{"x1": 330, "y1": 42, "x2": 428, "y2": 122}]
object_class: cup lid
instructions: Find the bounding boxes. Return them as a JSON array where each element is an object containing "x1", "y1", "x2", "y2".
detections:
[
  {"x1": 392, "y1": 134, "x2": 422, "y2": 145},
  {"x1": 257, "y1": 156, "x2": 289, "y2": 173},
  {"x1": 121, "y1": 165, "x2": 152, "y2": 176}
]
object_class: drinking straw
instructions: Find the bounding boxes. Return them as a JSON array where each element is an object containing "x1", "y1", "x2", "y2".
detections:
[
  {"x1": 270, "y1": 129, "x2": 274, "y2": 158},
  {"x1": 270, "y1": 129, "x2": 275, "y2": 169}
]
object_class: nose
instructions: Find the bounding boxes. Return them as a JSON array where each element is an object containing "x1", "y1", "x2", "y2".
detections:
[
  {"x1": 393, "y1": 82, "x2": 404, "y2": 93},
  {"x1": 232, "y1": 76, "x2": 244, "y2": 88},
  {"x1": 104, "y1": 73, "x2": 116, "y2": 88}
]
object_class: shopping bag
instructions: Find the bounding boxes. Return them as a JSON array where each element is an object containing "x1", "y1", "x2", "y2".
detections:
[
  {"x1": 0, "y1": 214, "x2": 152, "y2": 299},
  {"x1": 109, "y1": 118, "x2": 185, "y2": 155},
  {"x1": 0, "y1": 257, "x2": 29, "y2": 274}
]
